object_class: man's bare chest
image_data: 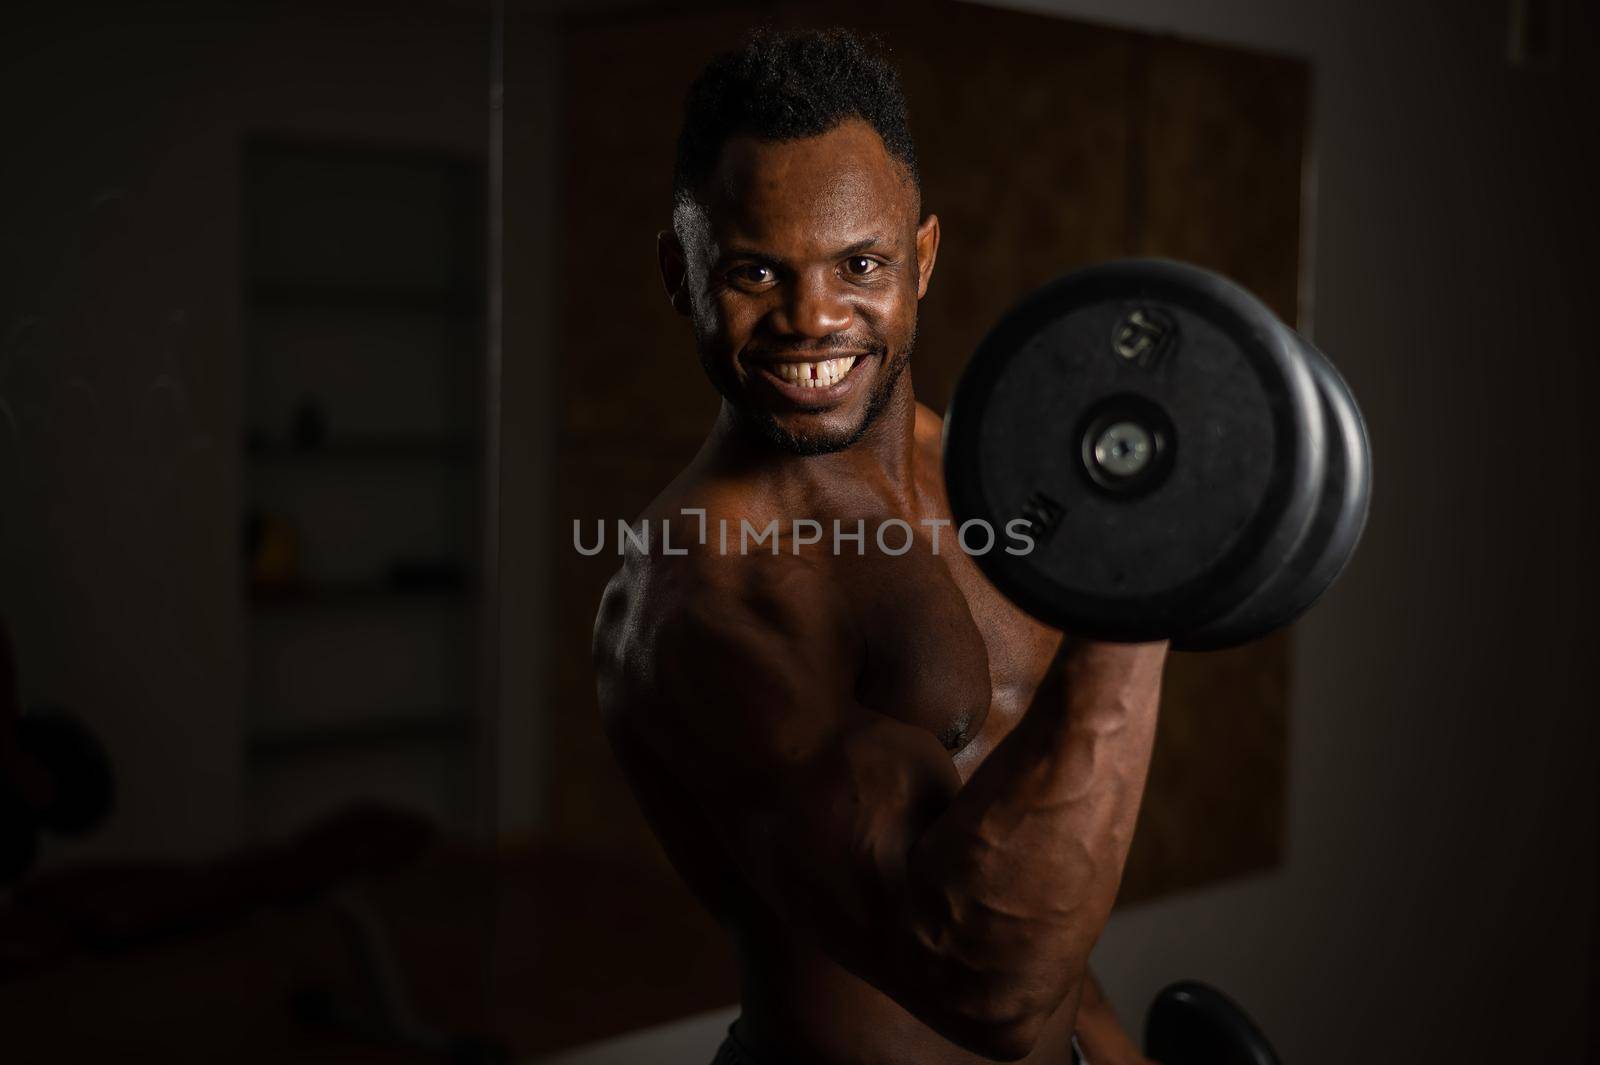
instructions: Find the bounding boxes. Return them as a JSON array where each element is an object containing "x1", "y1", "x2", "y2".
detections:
[{"x1": 824, "y1": 528, "x2": 1061, "y2": 772}]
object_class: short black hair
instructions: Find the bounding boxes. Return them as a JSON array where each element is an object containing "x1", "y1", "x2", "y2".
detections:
[{"x1": 671, "y1": 27, "x2": 920, "y2": 212}]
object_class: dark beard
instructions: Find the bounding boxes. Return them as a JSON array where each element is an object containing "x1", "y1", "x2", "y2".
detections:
[{"x1": 700, "y1": 327, "x2": 916, "y2": 456}]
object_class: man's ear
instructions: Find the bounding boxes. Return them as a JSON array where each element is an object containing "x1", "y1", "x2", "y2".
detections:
[
  {"x1": 914, "y1": 213, "x2": 940, "y2": 300},
  {"x1": 657, "y1": 229, "x2": 693, "y2": 317}
]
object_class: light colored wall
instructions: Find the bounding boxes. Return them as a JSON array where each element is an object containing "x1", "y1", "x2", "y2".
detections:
[{"x1": 977, "y1": 0, "x2": 1597, "y2": 1059}]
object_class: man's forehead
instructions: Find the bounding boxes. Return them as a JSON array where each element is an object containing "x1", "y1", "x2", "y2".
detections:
[{"x1": 695, "y1": 120, "x2": 915, "y2": 252}]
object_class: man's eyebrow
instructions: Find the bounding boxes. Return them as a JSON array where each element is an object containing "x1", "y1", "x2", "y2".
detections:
[
  {"x1": 715, "y1": 234, "x2": 893, "y2": 267},
  {"x1": 832, "y1": 235, "x2": 892, "y2": 258}
]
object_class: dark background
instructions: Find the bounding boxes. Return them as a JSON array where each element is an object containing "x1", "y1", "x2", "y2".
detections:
[{"x1": 2, "y1": 0, "x2": 1597, "y2": 1062}]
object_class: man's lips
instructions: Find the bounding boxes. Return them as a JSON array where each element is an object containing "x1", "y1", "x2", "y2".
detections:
[{"x1": 747, "y1": 350, "x2": 874, "y2": 409}]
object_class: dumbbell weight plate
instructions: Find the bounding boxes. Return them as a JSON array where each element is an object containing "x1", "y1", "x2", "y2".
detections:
[
  {"x1": 944, "y1": 259, "x2": 1327, "y2": 643},
  {"x1": 1177, "y1": 340, "x2": 1371, "y2": 649},
  {"x1": 16, "y1": 710, "x2": 114, "y2": 836}
]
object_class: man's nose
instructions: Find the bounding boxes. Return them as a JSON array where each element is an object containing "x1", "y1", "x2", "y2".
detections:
[{"x1": 772, "y1": 272, "x2": 853, "y2": 339}]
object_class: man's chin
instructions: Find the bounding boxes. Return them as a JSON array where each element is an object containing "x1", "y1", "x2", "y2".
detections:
[
  {"x1": 737, "y1": 406, "x2": 869, "y2": 456},
  {"x1": 742, "y1": 347, "x2": 908, "y2": 450}
]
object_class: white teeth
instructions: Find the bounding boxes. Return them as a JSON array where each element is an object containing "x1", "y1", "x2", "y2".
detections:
[{"x1": 771, "y1": 355, "x2": 857, "y2": 388}]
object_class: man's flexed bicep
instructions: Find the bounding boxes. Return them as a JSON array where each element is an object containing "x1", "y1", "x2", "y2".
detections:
[{"x1": 594, "y1": 552, "x2": 1166, "y2": 1060}]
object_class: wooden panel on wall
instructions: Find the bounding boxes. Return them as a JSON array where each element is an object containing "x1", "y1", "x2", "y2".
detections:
[
  {"x1": 551, "y1": 6, "x2": 762, "y2": 865},
  {"x1": 549, "y1": 1, "x2": 1307, "y2": 908},
  {"x1": 831, "y1": 1, "x2": 1135, "y2": 413},
  {"x1": 554, "y1": 8, "x2": 741, "y2": 444},
  {"x1": 1119, "y1": 35, "x2": 1308, "y2": 902}
]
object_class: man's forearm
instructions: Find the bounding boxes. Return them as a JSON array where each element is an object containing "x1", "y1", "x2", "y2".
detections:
[{"x1": 904, "y1": 639, "x2": 1165, "y2": 1033}]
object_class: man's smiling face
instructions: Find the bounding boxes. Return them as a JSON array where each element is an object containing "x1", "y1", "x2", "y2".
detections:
[{"x1": 665, "y1": 119, "x2": 939, "y2": 455}]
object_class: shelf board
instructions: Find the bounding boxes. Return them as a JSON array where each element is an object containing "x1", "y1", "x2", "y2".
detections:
[
  {"x1": 248, "y1": 579, "x2": 471, "y2": 609},
  {"x1": 245, "y1": 435, "x2": 479, "y2": 462},
  {"x1": 246, "y1": 713, "x2": 475, "y2": 762},
  {"x1": 247, "y1": 279, "x2": 480, "y2": 314}
]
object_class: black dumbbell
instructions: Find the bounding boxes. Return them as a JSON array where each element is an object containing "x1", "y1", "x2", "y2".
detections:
[
  {"x1": 0, "y1": 709, "x2": 117, "y2": 885},
  {"x1": 0, "y1": 708, "x2": 116, "y2": 886},
  {"x1": 0, "y1": 620, "x2": 117, "y2": 885},
  {"x1": 1144, "y1": 980, "x2": 1281, "y2": 1065},
  {"x1": 943, "y1": 258, "x2": 1370, "y2": 649},
  {"x1": 0, "y1": 783, "x2": 39, "y2": 885},
  {"x1": 15, "y1": 709, "x2": 116, "y2": 836},
  {"x1": 0, "y1": 621, "x2": 34, "y2": 886}
]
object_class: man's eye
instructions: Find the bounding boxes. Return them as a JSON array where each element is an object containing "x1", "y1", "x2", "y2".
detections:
[
  {"x1": 730, "y1": 264, "x2": 774, "y2": 285},
  {"x1": 844, "y1": 256, "x2": 879, "y2": 276}
]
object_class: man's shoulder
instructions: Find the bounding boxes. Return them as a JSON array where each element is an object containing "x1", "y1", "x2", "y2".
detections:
[
  {"x1": 592, "y1": 538, "x2": 850, "y2": 750},
  {"x1": 914, "y1": 400, "x2": 945, "y2": 457},
  {"x1": 595, "y1": 524, "x2": 837, "y2": 651},
  {"x1": 592, "y1": 488, "x2": 842, "y2": 668}
]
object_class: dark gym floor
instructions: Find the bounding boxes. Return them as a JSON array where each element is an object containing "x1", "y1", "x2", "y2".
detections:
[{"x1": 0, "y1": 838, "x2": 738, "y2": 1062}]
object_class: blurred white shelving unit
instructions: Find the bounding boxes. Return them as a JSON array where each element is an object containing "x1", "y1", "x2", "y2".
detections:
[{"x1": 240, "y1": 135, "x2": 486, "y2": 838}]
